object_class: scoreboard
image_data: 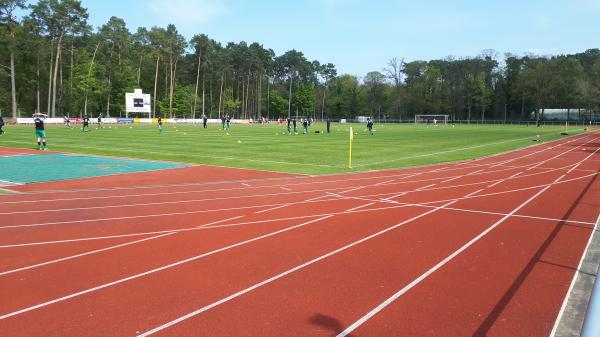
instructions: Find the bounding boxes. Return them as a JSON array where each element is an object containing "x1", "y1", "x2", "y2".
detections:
[{"x1": 125, "y1": 89, "x2": 151, "y2": 117}]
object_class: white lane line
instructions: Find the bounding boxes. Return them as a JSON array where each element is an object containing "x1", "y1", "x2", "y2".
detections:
[
  {"x1": 137, "y1": 196, "x2": 477, "y2": 337},
  {"x1": 0, "y1": 163, "x2": 455, "y2": 204},
  {"x1": 336, "y1": 185, "x2": 554, "y2": 336},
  {"x1": 336, "y1": 140, "x2": 600, "y2": 337},
  {"x1": 0, "y1": 131, "x2": 591, "y2": 201},
  {"x1": 0, "y1": 215, "x2": 336, "y2": 320},
  {"x1": 352, "y1": 136, "x2": 553, "y2": 168},
  {"x1": 280, "y1": 187, "x2": 292, "y2": 191},
  {"x1": 0, "y1": 186, "x2": 345, "y2": 216},
  {"x1": 241, "y1": 183, "x2": 251, "y2": 187},
  {"x1": 344, "y1": 203, "x2": 376, "y2": 212},
  {"x1": 374, "y1": 179, "x2": 395, "y2": 187},
  {"x1": 196, "y1": 215, "x2": 245, "y2": 228},
  {"x1": 0, "y1": 233, "x2": 175, "y2": 277},
  {"x1": 0, "y1": 167, "x2": 600, "y2": 236},
  {"x1": 0, "y1": 146, "x2": 570, "y2": 214},
  {"x1": 441, "y1": 169, "x2": 485, "y2": 183}
]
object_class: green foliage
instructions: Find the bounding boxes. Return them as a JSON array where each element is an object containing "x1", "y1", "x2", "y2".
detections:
[
  {"x1": 292, "y1": 83, "x2": 314, "y2": 116},
  {"x1": 269, "y1": 89, "x2": 288, "y2": 117},
  {"x1": 222, "y1": 87, "x2": 240, "y2": 115}
]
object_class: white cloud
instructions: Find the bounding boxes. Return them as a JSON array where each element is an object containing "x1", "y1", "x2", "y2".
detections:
[{"x1": 147, "y1": 0, "x2": 227, "y2": 26}]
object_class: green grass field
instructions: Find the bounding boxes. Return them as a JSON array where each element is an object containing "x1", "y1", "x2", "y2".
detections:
[{"x1": 0, "y1": 122, "x2": 586, "y2": 175}]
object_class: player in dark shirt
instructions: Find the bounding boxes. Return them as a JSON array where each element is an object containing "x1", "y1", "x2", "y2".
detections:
[
  {"x1": 367, "y1": 117, "x2": 374, "y2": 135},
  {"x1": 292, "y1": 118, "x2": 297, "y2": 135},
  {"x1": 326, "y1": 119, "x2": 331, "y2": 134},
  {"x1": 97, "y1": 114, "x2": 103, "y2": 129},
  {"x1": 0, "y1": 114, "x2": 5, "y2": 135},
  {"x1": 287, "y1": 118, "x2": 292, "y2": 135},
  {"x1": 302, "y1": 119, "x2": 309, "y2": 134},
  {"x1": 158, "y1": 116, "x2": 163, "y2": 134},
  {"x1": 82, "y1": 115, "x2": 90, "y2": 132},
  {"x1": 33, "y1": 113, "x2": 48, "y2": 150},
  {"x1": 203, "y1": 115, "x2": 208, "y2": 129}
]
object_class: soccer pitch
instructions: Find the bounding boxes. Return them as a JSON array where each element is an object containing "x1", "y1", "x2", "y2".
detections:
[{"x1": 0, "y1": 123, "x2": 584, "y2": 175}]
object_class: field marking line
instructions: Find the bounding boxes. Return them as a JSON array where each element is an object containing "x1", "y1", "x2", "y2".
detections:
[
  {"x1": 0, "y1": 233, "x2": 175, "y2": 277},
  {"x1": 196, "y1": 215, "x2": 245, "y2": 229},
  {"x1": 137, "y1": 192, "x2": 481, "y2": 337},
  {"x1": 374, "y1": 179, "x2": 395, "y2": 186},
  {"x1": 336, "y1": 138, "x2": 600, "y2": 337},
  {"x1": 0, "y1": 216, "x2": 245, "y2": 276},
  {"x1": 0, "y1": 168, "x2": 459, "y2": 206},
  {"x1": 335, "y1": 184, "x2": 554, "y2": 337},
  {"x1": 2, "y1": 167, "x2": 597, "y2": 234},
  {"x1": 0, "y1": 215, "x2": 336, "y2": 321},
  {"x1": 3, "y1": 132, "x2": 580, "y2": 207},
  {"x1": 352, "y1": 135, "x2": 561, "y2": 168},
  {"x1": 2, "y1": 170, "x2": 597, "y2": 249},
  {"x1": 2, "y1": 137, "x2": 595, "y2": 233},
  {"x1": 2, "y1": 131, "x2": 584, "y2": 200},
  {"x1": 241, "y1": 183, "x2": 251, "y2": 187},
  {"x1": 0, "y1": 139, "x2": 577, "y2": 208},
  {"x1": 441, "y1": 169, "x2": 485, "y2": 183},
  {"x1": 280, "y1": 187, "x2": 292, "y2": 191},
  {"x1": 0, "y1": 139, "x2": 342, "y2": 169}
]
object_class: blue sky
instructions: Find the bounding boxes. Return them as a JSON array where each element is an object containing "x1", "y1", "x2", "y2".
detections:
[{"x1": 28, "y1": 0, "x2": 600, "y2": 76}]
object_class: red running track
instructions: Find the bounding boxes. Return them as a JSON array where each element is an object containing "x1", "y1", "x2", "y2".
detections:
[{"x1": 0, "y1": 132, "x2": 599, "y2": 337}]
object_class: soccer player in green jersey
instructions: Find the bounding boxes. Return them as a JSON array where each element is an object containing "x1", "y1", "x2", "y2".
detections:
[{"x1": 33, "y1": 113, "x2": 48, "y2": 150}]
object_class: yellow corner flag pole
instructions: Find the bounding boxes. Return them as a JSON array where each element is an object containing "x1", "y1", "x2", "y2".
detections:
[{"x1": 349, "y1": 127, "x2": 354, "y2": 169}]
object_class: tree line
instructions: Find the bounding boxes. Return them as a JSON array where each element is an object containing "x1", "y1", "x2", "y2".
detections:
[{"x1": 1, "y1": 0, "x2": 599, "y2": 121}]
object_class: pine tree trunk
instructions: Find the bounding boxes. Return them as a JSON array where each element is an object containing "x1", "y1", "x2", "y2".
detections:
[
  {"x1": 106, "y1": 76, "x2": 111, "y2": 116},
  {"x1": 241, "y1": 77, "x2": 245, "y2": 118},
  {"x1": 137, "y1": 55, "x2": 143, "y2": 87},
  {"x1": 84, "y1": 43, "x2": 100, "y2": 117},
  {"x1": 47, "y1": 47, "x2": 54, "y2": 114},
  {"x1": 153, "y1": 55, "x2": 160, "y2": 117},
  {"x1": 169, "y1": 58, "x2": 174, "y2": 118},
  {"x1": 202, "y1": 69, "x2": 206, "y2": 117},
  {"x1": 321, "y1": 88, "x2": 326, "y2": 121},
  {"x1": 37, "y1": 54, "x2": 41, "y2": 114},
  {"x1": 51, "y1": 36, "x2": 63, "y2": 117},
  {"x1": 193, "y1": 49, "x2": 201, "y2": 119},
  {"x1": 70, "y1": 43, "x2": 74, "y2": 115},
  {"x1": 10, "y1": 51, "x2": 17, "y2": 118},
  {"x1": 288, "y1": 75, "x2": 293, "y2": 119},
  {"x1": 258, "y1": 73, "x2": 262, "y2": 119},
  {"x1": 218, "y1": 71, "x2": 224, "y2": 118},
  {"x1": 245, "y1": 73, "x2": 250, "y2": 118}
]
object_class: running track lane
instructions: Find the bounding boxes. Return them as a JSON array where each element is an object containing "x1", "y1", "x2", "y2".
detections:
[{"x1": 0, "y1": 131, "x2": 596, "y2": 331}]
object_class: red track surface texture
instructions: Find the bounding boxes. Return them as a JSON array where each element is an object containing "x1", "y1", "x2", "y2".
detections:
[{"x1": 1, "y1": 132, "x2": 599, "y2": 337}]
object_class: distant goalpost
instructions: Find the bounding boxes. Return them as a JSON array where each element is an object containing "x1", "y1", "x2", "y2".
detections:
[{"x1": 415, "y1": 114, "x2": 449, "y2": 125}]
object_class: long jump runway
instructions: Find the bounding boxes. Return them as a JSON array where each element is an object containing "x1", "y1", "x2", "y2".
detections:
[{"x1": 0, "y1": 132, "x2": 599, "y2": 336}]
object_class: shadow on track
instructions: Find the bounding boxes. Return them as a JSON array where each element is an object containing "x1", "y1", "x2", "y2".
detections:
[{"x1": 472, "y1": 167, "x2": 600, "y2": 336}]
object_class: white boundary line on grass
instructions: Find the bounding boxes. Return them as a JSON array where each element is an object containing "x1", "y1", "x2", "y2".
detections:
[{"x1": 0, "y1": 130, "x2": 589, "y2": 197}]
